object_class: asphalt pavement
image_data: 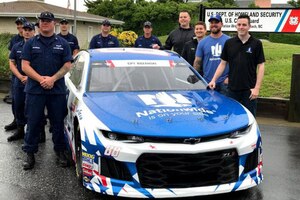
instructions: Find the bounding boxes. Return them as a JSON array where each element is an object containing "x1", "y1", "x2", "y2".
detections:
[{"x1": 0, "y1": 92, "x2": 299, "y2": 200}]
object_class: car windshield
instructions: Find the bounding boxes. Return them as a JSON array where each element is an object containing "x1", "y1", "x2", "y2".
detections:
[{"x1": 87, "y1": 60, "x2": 206, "y2": 92}]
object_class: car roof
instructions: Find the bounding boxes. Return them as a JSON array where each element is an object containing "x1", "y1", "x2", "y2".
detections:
[{"x1": 88, "y1": 48, "x2": 183, "y2": 62}]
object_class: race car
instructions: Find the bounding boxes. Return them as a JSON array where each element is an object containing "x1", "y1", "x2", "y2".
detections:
[{"x1": 64, "y1": 48, "x2": 263, "y2": 198}]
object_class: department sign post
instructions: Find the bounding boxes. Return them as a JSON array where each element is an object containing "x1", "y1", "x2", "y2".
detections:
[{"x1": 203, "y1": 8, "x2": 300, "y2": 33}]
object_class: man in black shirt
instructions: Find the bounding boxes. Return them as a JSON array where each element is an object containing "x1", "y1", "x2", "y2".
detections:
[
  {"x1": 208, "y1": 14, "x2": 265, "y2": 117},
  {"x1": 181, "y1": 21, "x2": 206, "y2": 69},
  {"x1": 164, "y1": 10, "x2": 195, "y2": 54}
]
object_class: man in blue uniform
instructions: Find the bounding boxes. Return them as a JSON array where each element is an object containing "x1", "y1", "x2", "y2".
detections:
[
  {"x1": 89, "y1": 19, "x2": 119, "y2": 49},
  {"x1": 134, "y1": 21, "x2": 162, "y2": 49},
  {"x1": 58, "y1": 18, "x2": 80, "y2": 56},
  {"x1": 8, "y1": 22, "x2": 35, "y2": 142},
  {"x1": 4, "y1": 16, "x2": 27, "y2": 131},
  {"x1": 21, "y1": 11, "x2": 73, "y2": 170}
]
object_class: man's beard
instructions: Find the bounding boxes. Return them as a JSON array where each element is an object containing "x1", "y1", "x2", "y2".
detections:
[{"x1": 211, "y1": 28, "x2": 221, "y2": 35}]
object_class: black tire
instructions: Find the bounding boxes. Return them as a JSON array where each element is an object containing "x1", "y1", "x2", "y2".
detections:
[{"x1": 75, "y1": 125, "x2": 83, "y2": 182}]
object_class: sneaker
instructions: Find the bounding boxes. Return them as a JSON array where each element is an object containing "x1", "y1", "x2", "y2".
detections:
[
  {"x1": 23, "y1": 153, "x2": 35, "y2": 170},
  {"x1": 56, "y1": 151, "x2": 68, "y2": 167},
  {"x1": 4, "y1": 119, "x2": 17, "y2": 131}
]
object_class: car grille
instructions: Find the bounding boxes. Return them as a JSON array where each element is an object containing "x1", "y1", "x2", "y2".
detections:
[
  {"x1": 101, "y1": 157, "x2": 132, "y2": 181},
  {"x1": 244, "y1": 148, "x2": 259, "y2": 173},
  {"x1": 136, "y1": 149, "x2": 239, "y2": 188}
]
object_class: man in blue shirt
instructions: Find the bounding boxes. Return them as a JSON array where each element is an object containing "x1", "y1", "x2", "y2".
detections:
[
  {"x1": 8, "y1": 22, "x2": 35, "y2": 142},
  {"x1": 193, "y1": 14, "x2": 230, "y2": 95},
  {"x1": 134, "y1": 21, "x2": 162, "y2": 49},
  {"x1": 58, "y1": 18, "x2": 80, "y2": 56},
  {"x1": 21, "y1": 11, "x2": 73, "y2": 170},
  {"x1": 89, "y1": 19, "x2": 119, "y2": 49},
  {"x1": 4, "y1": 16, "x2": 27, "y2": 131}
]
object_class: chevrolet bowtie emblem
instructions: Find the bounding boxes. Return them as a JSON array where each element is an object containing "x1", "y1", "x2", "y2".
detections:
[{"x1": 183, "y1": 138, "x2": 201, "y2": 144}]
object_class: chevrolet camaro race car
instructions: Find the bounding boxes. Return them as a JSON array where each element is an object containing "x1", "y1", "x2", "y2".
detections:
[{"x1": 64, "y1": 48, "x2": 263, "y2": 198}]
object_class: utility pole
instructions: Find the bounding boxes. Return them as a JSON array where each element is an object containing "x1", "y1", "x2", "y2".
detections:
[{"x1": 73, "y1": 0, "x2": 77, "y2": 36}]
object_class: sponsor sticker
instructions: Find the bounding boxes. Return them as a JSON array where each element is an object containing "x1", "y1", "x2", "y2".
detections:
[{"x1": 83, "y1": 168, "x2": 93, "y2": 176}]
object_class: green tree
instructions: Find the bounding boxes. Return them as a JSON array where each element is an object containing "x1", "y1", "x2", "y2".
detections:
[
  {"x1": 248, "y1": 1, "x2": 260, "y2": 8},
  {"x1": 287, "y1": 0, "x2": 300, "y2": 7},
  {"x1": 207, "y1": 0, "x2": 238, "y2": 7}
]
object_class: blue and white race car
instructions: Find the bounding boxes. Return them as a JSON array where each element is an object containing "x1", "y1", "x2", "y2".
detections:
[{"x1": 64, "y1": 48, "x2": 263, "y2": 198}]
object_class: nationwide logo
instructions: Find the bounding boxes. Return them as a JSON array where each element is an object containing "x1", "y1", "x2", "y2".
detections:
[
  {"x1": 211, "y1": 43, "x2": 222, "y2": 57},
  {"x1": 136, "y1": 92, "x2": 215, "y2": 118},
  {"x1": 138, "y1": 92, "x2": 192, "y2": 108}
]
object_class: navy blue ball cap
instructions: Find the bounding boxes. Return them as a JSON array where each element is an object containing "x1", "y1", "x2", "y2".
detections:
[
  {"x1": 101, "y1": 19, "x2": 111, "y2": 26},
  {"x1": 60, "y1": 18, "x2": 69, "y2": 24},
  {"x1": 15, "y1": 16, "x2": 27, "y2": 24},
  {"x1": 208, "y1": 14, "x2": 222, "y2": 23},
  {"x1": 38, "y1": 11, "x2": 55, "y2": 20},
  {"x1": 22, "y1": 22, "x2": 35, "y2": 30},
  {"x1": 144, "y1": 21, "x2": 152, "y2": 27}
]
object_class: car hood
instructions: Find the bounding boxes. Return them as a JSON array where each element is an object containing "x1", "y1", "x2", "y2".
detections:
[{"x1": 83, "y1": 91, "x2": 249, "y2": 138}]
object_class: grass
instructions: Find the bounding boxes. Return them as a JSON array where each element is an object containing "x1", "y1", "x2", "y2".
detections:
[{"x1": 159, "y1": 36, "x2": 299, "y2": 99}]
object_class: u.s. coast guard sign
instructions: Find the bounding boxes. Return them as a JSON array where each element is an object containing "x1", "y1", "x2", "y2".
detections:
[{"x1": 202, "y1": 8, "x2": 300, "y2": 33}]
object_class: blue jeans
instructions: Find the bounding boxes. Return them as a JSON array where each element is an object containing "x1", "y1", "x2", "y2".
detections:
[{"x1": 227, "y1": 89, "x2": 257, "y2": 117}]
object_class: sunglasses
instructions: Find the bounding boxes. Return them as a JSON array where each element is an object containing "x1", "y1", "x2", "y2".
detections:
[{"x1": 102, "y1": 24, "x2": 111, "y2": 27}]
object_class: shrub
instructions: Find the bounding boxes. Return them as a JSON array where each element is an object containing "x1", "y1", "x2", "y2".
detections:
[
  {"x1": 0, "y1": 33, "x2": 13, "y2": 79},
  {"x1": 110, "y1": 30, "x2": 138, "y2": 47}
]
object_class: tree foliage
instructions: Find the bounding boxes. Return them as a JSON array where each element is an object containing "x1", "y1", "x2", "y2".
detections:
[
  {"x1": 84, "y1": 0, "x2": 237, "y2": 36},
  {"x1": 287, "y1": 0, "x2": 300, "y2": 7}
]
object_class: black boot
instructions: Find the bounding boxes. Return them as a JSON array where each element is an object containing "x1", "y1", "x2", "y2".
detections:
[
  {"x1": 39, "y1": 130, "x2": 46, "y2": 143},
  {"x1": 56, "y1": 151, "x2": 68, "y2": 167},
  {"x1": 23, "y1": 153, "x2": 35, "y2": 170},
  {"x1": 4, "y1": 119, "x2": 17, "y2": 131},
  {"x1": 7, "y1": 125, "x2": 25, "y2": 142}
]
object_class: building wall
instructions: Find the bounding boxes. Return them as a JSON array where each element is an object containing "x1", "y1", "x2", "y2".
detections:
[
  {"x1": 255, "y1": 0, "x2": 271, "y2": 7},
  {"x1": 0, "y1": 17, "x2": 100, "y2": 50}
]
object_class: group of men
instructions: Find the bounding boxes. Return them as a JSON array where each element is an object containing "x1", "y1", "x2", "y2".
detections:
[
  {"x1": 6, "y1": 12, "x2": 76, "y2": 170},
  {"x1": 4, "y1": 10, "x2": 265, "y2": 171},
  {"x1": 169, "y1": 10, "x2": 265, "y2": 117},
  {"x1": 135, "y1": 10, "x2": 265, "y2": 117}
]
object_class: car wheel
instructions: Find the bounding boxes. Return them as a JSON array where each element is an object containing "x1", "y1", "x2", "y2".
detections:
[{"x1": 75, "y1": 125, "x2": 83, "y2": 182}]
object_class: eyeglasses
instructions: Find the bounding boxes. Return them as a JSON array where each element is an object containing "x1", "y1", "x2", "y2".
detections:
[
  {"x1": 102, "y1": 24, "x2": 111, "y2": 27},
  {"x1": 60, "y1": 22, "x2": 68, "y2": 25}
]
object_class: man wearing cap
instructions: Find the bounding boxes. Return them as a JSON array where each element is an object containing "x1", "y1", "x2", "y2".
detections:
[
  {"x1": 58, "y1": 18, "x2": 80, "y2": 56},
  {"x1": 21, "y1": 11, "x2": 73, "y2": 170},
  {"x1": 134, "y1": 21, "x2": 162, "y2": 49},
  {"x1": 4, "y1": 16, "x2": 27, "y2": 132},
  {"x1": 164, "y1": 10, "x2": 195, "y2": 54},
  {"x1": 89, "y1": 19, "x2": 119, "y2": 49},
  {"x1": 7, "y1": 22, "x2": 35, "y2": 142},
  {"x1": 193, "y1": 14, "x2": 230, "y2": 95}
]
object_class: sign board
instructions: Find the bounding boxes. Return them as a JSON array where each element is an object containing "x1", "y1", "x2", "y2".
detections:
[{"x1": 204, "y1": 8, "x2": 300, "y2": 33}]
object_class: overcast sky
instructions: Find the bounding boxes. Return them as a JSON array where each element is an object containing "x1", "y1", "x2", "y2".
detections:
[
  {"x1": 2, "y1": 0, "x2": 289, "y2": 11},
  {"x1": 2, "y1": 0, "x2": 91, "y2": 12}
]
